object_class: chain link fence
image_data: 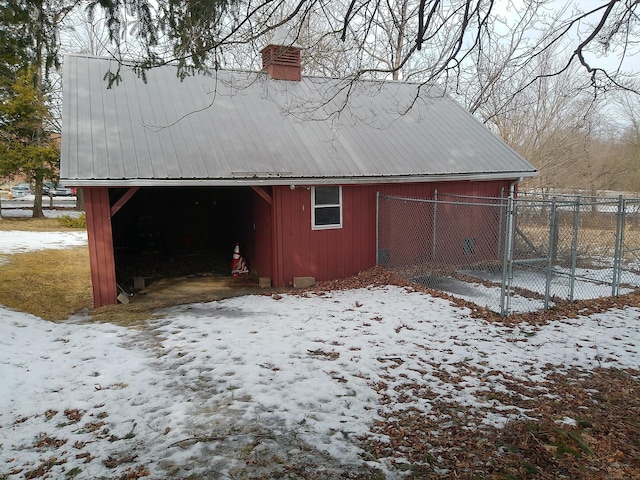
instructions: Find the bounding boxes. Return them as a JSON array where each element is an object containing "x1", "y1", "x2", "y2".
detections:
[{"x1": 376, "y1": 192, "x2": 640, "y2": 316}]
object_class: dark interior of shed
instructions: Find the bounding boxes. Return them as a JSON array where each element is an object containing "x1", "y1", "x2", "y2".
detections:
[{"x1": 110, "y1": 186, "x2": 255, "y2": 291}]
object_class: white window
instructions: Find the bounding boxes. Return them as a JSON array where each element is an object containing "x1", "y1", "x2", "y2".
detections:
[{"x1": 312, "y1": 186, "x2": 342, "y2": 229}]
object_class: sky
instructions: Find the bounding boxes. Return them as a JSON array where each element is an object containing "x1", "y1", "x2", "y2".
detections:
[{"x1": 0, "y1": 229, "x2": 638, "y2": 478}]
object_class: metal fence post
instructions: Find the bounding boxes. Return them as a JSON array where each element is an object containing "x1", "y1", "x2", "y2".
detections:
[
  {"x1": 432, "y1": 189, "x2": 438, "y2": 261},
  {"x1": 544, "y1": 197, "x2": 558, "y2": 310},
  {"x1": 376, "y1": 191, "x2": 380, "y2": 265},
  {"x1": 612, "y1": 195, "x2": 625, "y2": 296},
  {"x1": 497, "y1": 188, "x2": 505, "y2": 258},
  {"x1": 619, "y1": 199, "x2": 628, "y2": 293},
  {"x1": 497, "y1": 188, "x2": 505, "y2": 257},
  {"x1": 569, "y1": 196, "x2": 580, "y2": 301},
  {"x1": 500, "y1": 195, "x2": 515, "y2": 317}
]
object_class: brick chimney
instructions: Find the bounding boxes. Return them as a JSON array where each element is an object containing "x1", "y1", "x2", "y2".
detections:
[{"x1": 260, "y1": 28, "x2": 302, "y2": 81}]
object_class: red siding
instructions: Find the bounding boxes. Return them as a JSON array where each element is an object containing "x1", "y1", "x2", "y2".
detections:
[
  {"x1": 84, "y1": 187, "x2": 117, "y2": 307},
  {"x1": 271, "y1": 180, "x2": 513, "y2": 287},
  {"x1": 251, "y1": 188, "x2": 273, "y2": 279}
]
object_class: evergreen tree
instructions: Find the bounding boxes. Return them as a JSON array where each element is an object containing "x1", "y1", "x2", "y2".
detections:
[
  {"x1": 0, "y1": 0, "x2": 74, "y2": 217},
  {"x1": 0, "y1": 1, "x2": 30, "y2": 91},
  {"x1": 0, "y1": 69, "x2": 59, "y2": 218}
]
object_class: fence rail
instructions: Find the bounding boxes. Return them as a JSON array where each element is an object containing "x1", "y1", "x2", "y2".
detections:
[{"x1": 376, "y1": 192, "x2": 640, "y2": 316}]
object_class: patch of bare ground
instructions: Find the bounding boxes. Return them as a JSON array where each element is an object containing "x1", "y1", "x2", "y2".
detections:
[
  {"x1": 362, "y1": 367, "x2": 640, "y2": 479},
  {"x1": 163, "y1": 426, "x2": 385, "y2": 480},
  {"x1": 90, "y1": 275, "x2": 262, "y2": 326}
]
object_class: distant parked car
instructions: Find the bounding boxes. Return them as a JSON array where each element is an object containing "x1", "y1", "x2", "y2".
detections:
[
  {"x1": 44, "y1": 181, "x2": 75, "y2": 196},
  {"x1": 53, "y1": 183, "x2": 75, "y2": 196},
  {"x1": 10, "y1": 183, "x2": 32, "y2": 198}
]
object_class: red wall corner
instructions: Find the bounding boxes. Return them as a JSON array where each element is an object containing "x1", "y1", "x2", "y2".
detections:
[{"x1": 84, "y1": 187, "x2": 118, "y2": 307}]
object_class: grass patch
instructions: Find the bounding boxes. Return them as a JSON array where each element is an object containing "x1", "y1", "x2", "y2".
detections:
[
  {"x1": 0, "y1": 247, "x2": 92, "y2": 321},
  {"x1": 0, "y1": 217, "x2": 72, "y2": 232},
  {"x1": 0, "y1": 217, "x2": 257, "y2": 325}
]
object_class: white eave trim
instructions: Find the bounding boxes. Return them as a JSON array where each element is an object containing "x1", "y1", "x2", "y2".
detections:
[{"x1": 63, "y1": 170, "x2": 538, "y2": 188}]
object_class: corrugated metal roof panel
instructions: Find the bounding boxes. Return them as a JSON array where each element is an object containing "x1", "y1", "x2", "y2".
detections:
[{"x1": 62, "y1": 55, "x2": 536, "y2": 185}]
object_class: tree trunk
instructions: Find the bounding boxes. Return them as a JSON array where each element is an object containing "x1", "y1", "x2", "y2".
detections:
[
  {"x1": 32, "y1": 174, "x2": 45, "y2": 218},
  {"x1": 31, "y1": 1, "x2": 45, "y2": 219},
  {"x1": 75, "y1": 188, "x2": 85, "y2": 211}
]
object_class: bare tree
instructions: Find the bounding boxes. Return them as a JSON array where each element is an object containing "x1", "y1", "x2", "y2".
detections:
[
  {"x1": 488, "y1": 66, "x2": 640, "y2": 196},
  {"x1": 610, "y1": 91, "x2": 640, "y2": 192},
  {"x1": 478, "y1": 46, "x2": 605, "y2": 192},
  {"x1": 62, "y1": 6, "x2": 113, "y2": 57},
  {"x1": 88, "y1": 0, "x2": 638, "y2": 99},
  {"x1": 556, "y1": 91, "x2": 640, "y2": 194}
]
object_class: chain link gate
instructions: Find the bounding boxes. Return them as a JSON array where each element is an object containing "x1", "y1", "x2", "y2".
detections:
[{"x1": 376, "y1": 192, "x2": 640, "y2": 316}]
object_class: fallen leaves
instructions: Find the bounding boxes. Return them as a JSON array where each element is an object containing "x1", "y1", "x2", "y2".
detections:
[
  {"x1": 64, "y1": 409, "x2": 83, "y2": 423},
  {"x1": 307, "y1": 348, "x2": 340, "y2": 360},
  {"x1": 103, "y1": 454, "x2": 138, "y2": 468},
  {"x1": 295, "y1": 266, "x2": 640, "y2": 328},
  {"x1": 75, "y1": 451, "x2": 94, "y2": 463},
  {"x1": 4, "y1": 407, "x2": 151, "y2": 480},
  {"x1": 23, "y1": 456, "x2": 64, "y2": 479},
  {"x1": 363, "y1": 366, "x2": 640, "y2": 479},
  {"x1": 33, "y1": 434, "x2": 67, "y2": 449},
  {"x1": 44, "y1": 410, "x2": 57, "y2": 420},
  {"x1": 84, "y1": 420, "x2": 106, "y2": 433},
  {"x1": 118, "y1": 465, "x2": 150, "y2": 479}
]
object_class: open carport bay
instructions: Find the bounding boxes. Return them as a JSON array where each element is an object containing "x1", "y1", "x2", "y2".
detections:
[{"x1": 110, "y1": 186, "x2": 256, "y2": 291}]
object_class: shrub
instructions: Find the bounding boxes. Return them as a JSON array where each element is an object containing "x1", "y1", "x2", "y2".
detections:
[{"x1": 57, "y1": 213, "x2": 87, "y2": 229}]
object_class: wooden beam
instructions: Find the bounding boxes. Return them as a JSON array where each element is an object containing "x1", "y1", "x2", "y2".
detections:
[
  {"x1": 85, "y1": 187, "x2": 118, "y2": 307},
  {"x1": 251, "y1": 186, "x2": 272, "y2": 205},
  {"x1": 110, "y1": 187, "x2": 140, "y2": 217}
]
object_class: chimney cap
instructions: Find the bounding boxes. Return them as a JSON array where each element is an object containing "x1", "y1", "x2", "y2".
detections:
[{"x1": 260, "y1": 26, "x2": 303, "y2": 81}]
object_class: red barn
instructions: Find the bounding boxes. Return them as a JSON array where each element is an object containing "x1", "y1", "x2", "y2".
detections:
[{"x1": 61, "y1": 39, "x2": 536, "y2": 307}]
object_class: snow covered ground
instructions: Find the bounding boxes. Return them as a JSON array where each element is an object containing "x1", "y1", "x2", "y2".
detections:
[
  {"x1": 451, "y1": 265, "x2": 640, "y2": 314},
  {"x1": 1, "y1": 207, "x2": 82, "y2": 219},
  {"x1": 0, "y1": 230, "x2": 639, "y2": 479},
  {"x1": 0, "y1": 230, "x2": 87, "y2": 255},
  {"x1": 0, "y1": 230, "x2": 87, "y2": 267}
]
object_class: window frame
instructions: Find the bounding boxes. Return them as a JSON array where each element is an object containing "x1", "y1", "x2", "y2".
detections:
[{"x1": 311, "y1": 186, "x2": 343, "y2": 230}]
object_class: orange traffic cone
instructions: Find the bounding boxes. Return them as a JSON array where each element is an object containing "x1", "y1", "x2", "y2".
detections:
[{"x1": 231, "y1": 242, "x2": 249, "y2": 276}]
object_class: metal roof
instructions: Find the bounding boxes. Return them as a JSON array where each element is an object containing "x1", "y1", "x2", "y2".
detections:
[{"x1": 61, "y1": 54, "x2": 536, "y2": 186}]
